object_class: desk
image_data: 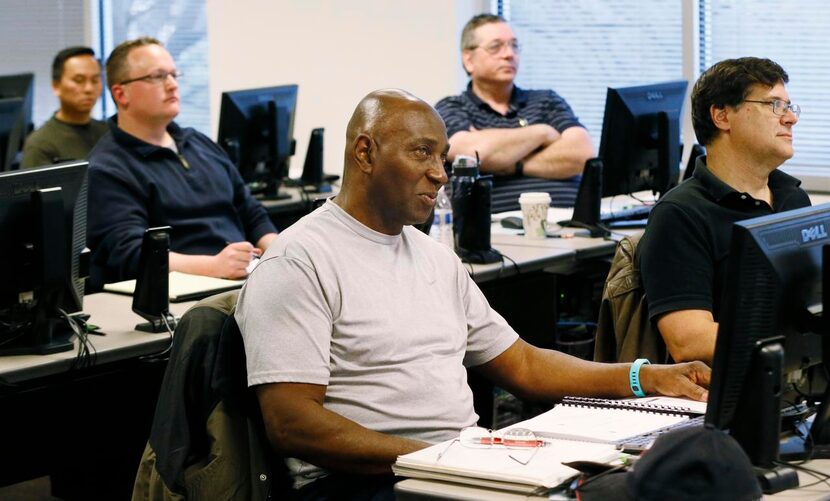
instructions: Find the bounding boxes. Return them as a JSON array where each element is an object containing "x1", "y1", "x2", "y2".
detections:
[
  {"x1": 395, "y1": 467, "x2": 830, "y2": 500},
  {"x1": 0, "y1": 238, "x2": 609, "y2": 495},
  {"x1": 0, "y1": 294, "x2": 196, "y2": 498},
  {"x1": 467, "y1": 242, "x2": 576, "y2": 283},
  {"x1": 0, "y1": 293, "x2": 194, "y2": 384},
  {"x1": 492, "y1": 232, "x2": 618, "y2": 262}
]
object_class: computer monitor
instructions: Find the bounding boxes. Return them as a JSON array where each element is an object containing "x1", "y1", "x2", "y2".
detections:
[
  {"x1": 0, "y1": 161, "x2": 89, "y2": 355},
  {"x1": 0, "y1": 97, "x2": 27, "y2": 172},
  {"x1": 0, "y1": 72, "x2": 34, "y2": 171},
  {"x1": 705, "y1": 203, "x2": 830, "y2": 491},
  {"x1": 598, "y1": 80, "x2": 687, "y2": 198},
  {"x1": 217, "y1": 84, "x2": 298, "y2": 200}
]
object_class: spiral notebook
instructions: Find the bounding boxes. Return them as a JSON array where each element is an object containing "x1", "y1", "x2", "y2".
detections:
[
  {"x1": 394, "y1": 437, "x2": 619, "y2": 495},
  {"x1": 511, "y1": 396, "x2": 706, "y2": 445}
]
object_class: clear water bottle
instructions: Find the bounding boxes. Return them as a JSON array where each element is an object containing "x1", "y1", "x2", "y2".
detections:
[{"x1": 430, "y1": 186, "x2": 454, "y2": 248}]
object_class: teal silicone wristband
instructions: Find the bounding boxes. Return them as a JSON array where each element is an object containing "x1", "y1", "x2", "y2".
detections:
[{"x1": 629, "y1": 358, "x2": 650, "y2": 397}]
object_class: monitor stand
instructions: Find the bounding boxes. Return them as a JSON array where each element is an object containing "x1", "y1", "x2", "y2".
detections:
[
  {"x1": 558, "y1": 158, "x2": 609, "y2": 237},
  {"x1": 0, "y1": 316, "x2": 74, "y2": 356},
  {"x1": 301, "y1": 174, "x2": 340, "y2": 195},
  {"x1": 253, "y1": 179, "x2": 291, "y2": 201}
]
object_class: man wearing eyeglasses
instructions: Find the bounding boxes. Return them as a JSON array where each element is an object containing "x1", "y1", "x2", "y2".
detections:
[
  {"x1": 236, "y1": 89, "x2": 709, "y2": 500},
  {"x1": 638, "y1": 57, "x2": 810, "y2": 365},
  {"x1": 21, "y1": 46, "x2": 108, "y2": 168},
  {"x1": 86, "y1": 37, "x2": 277, "y2": 290},
  {"x1": 435, "y1": 14, "x2": 594, "y2": 206}
]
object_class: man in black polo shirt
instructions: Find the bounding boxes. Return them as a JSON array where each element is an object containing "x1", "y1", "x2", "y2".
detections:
[
  {"x1": 435, "y1": 14, "x2": 593, "y2": 207},
  {"x1": 638, "y1": 57, "x2": 810, "y2": 365}
]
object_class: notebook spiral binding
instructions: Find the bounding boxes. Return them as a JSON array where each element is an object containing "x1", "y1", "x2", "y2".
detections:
[{"x1": 561, "y1": 396, "x2": 697, "y2": 417}]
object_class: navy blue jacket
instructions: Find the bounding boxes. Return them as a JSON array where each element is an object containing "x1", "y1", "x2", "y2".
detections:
[{"x1": 87, "y1": 117, "x2": 276, "y2": 289}]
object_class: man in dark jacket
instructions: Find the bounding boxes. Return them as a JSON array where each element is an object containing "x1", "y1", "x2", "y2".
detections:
[{"x1": 87, "y1": 37, "x2": 277, "y2": 289}]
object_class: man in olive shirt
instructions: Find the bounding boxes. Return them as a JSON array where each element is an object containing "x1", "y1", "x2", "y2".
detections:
[{"x1": 21, "y1": 46, "x2": 108, "y2": 168}]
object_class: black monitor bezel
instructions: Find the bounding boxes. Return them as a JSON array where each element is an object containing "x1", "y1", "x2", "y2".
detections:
[
  {"x1": 705, "y1": 203, "x2": 830, "y2": 467},
  {"x1": 598, "y1": 80, "x2": 687, "y2": 198},
  {"x1": 0, "y1": 160, "x2": 88, "y2": 354},
  {"x1": 217, "y1": 84, "x2": 298, "y2": 199}
]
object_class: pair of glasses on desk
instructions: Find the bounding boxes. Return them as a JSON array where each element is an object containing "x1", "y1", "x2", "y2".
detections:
[{"x1": 437, "y1": 426, "x2": 547, "y2": 465}]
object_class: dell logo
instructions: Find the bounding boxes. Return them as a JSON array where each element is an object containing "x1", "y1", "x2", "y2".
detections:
[
  {"x1": 646, "y1": 91, "x2": 664, "y2": 101},
  {"x1": 801, "y1": 224, "x2": 829, "y2": 243}
]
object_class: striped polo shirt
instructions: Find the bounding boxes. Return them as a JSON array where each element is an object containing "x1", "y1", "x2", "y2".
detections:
[{"x1": 436, "y1": 83, "x2": 586, "y2": 209}]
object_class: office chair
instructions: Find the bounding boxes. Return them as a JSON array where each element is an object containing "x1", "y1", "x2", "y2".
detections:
[
  {"x1": 682, "y1": 144, "x2": 706, "y2": 181},
  {"x1": 132, "y1": 290, "x2": 292, "y2": 500},
  {"x1": 593, "y1": 234, "x2": 669, "y2": 364}
]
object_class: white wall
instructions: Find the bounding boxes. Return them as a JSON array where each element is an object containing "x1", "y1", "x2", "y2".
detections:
[{"x1": 206, "y1": 0, "x2": 487, "y2": 179}]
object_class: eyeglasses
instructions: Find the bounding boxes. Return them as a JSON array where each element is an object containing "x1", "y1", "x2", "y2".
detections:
[
  {"x1": 743, "y1": 99, "x2": 801, "y2": 118},
  {"x1": 119, "y1": 70, "x2": 183, "y2": 86},
  {"x1": 469, "y1": 39, "x2": 521, "y2": 56},
  {"x1": 437, "y1": 426, "x2": 546, "y2": 465}
]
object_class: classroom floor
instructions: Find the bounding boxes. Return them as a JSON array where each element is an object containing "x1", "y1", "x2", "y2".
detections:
[{"x1": 0, "y1": 477, "x2": 63, "y2": 500}]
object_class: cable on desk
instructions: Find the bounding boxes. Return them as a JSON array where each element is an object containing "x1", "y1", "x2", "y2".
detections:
[
  {"x1": 138, "y1": 313, "x2": 176, "y2": 361},
  {"x1": 495, "y1": 250, "x2": 521, "y2": 279},
  {"x1": 463, "y1": 260, "x2": 475, "y2": 280},
  {"x1": 773, "y1": 459, "x2": 830, "y2": 489},
  {"x1": 61, "y1": 308, "x2": 97, "y2": 371},
  {"x1": 0, "y1": 307, "x2": 33, "y2": 349},
  {"x1": 459, "y1": 249, "x2": 520, "y2": 281},
  {"x1": 0, "y1": 324, "x2": 30, "y2": 349}
]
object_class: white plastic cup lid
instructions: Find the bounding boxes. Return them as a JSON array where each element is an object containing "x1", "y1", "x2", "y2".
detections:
[{"x1": 519, "y1": 192, "x2": 552, "y2": 205}]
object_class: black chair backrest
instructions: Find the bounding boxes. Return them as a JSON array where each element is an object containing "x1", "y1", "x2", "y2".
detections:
[{"x1": 683, "y1": 143, "x2": 706, "y2": 181}]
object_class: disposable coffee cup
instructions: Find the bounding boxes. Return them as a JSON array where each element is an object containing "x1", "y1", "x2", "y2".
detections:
[{"x1": 519, "y1": 192, "x2": 551, "y2": 239}]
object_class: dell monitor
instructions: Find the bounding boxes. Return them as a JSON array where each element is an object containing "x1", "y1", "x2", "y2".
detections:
[
  {"x1": 0, "y1": 161, "x2": 89, "y2": 355},
  {"x1": 217, "y1": 84, "x2": 298, "y2": 200},
  {"x1": 598, "y1": 80, "x2": 687, "y2": 199},
  {"x1": 705, "y1": 203, "x2": 830, "y2": 492}
]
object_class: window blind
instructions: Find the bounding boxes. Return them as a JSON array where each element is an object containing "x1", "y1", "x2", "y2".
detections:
[
  {"x1": 103, "y1": 0, "x2": 210, "y2": 135},
  {"x1": 498, "y1": 1, "x2": 685, "y2": 148},
  {"x1": 699, "y1": 0, "x2": 830, "y2": 178},
  {"x1": 0, "y1": 0, "x2": 89, "y2": 127}
]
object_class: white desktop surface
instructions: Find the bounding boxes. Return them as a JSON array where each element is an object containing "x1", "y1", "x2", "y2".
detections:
[
  {"x1": 0, "y1": 293, "x2": 195, "y2": 383},
  {"x1": 396, "y1": 460, "x2": 830, "y2": 500}
]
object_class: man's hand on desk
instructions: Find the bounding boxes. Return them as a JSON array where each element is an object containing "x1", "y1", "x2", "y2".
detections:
[
  {"x1": 213, "y1": 241, "x2": 262, "y2": 279},
  {"x1": 640, "y1": 361, "x2": 710, "y2": 402},
  {"x1": 169, "y1": 242, "x2": 262, "y2": 280}
]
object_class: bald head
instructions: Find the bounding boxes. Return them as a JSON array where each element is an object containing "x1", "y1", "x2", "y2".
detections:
[
  {"x1": 336, "y1": 89, "x2": 449, "y2": 235},
  {"x1": 345, "y1": 89, "x2": 440, "y2": 157}
]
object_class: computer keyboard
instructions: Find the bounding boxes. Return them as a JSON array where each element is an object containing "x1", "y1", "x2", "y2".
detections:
[
  {"x1": 599, "y1": 204, "x2": 653, "y2": 224},
  {"x1": 618, "y1": 415, "x2": 705, "y2": 452}
]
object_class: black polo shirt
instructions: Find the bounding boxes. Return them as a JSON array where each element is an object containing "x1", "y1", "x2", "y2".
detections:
[
  {"x1": 435, "y1": 83, "x2": 585, "y2": 208},
  {"x1": 638, "y1": 156, "x2": 810, "y2": 321}
]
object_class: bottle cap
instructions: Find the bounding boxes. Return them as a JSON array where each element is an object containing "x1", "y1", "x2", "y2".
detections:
[{"x1": 452, "y1": 155, "x2": 479, "y2": 178}]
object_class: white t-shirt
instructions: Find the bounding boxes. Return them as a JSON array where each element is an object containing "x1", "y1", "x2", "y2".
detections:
[{"x1": 235, "y1": 200, "x2": 518, "y2": 486}]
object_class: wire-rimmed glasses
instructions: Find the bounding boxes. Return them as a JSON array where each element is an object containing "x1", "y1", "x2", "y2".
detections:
[
  {"x1": 743, "y1": 99, "x2": 801, "y2": 118},
  {"x1": 119, "y1": 70, "x2": 183, "y2": 86},
  {"x1": 437, "y1": 426, "x2": 547, "y2": 465},
  {"x1": 469, "y1": 39, "x2": 521, "y2": 56}
]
